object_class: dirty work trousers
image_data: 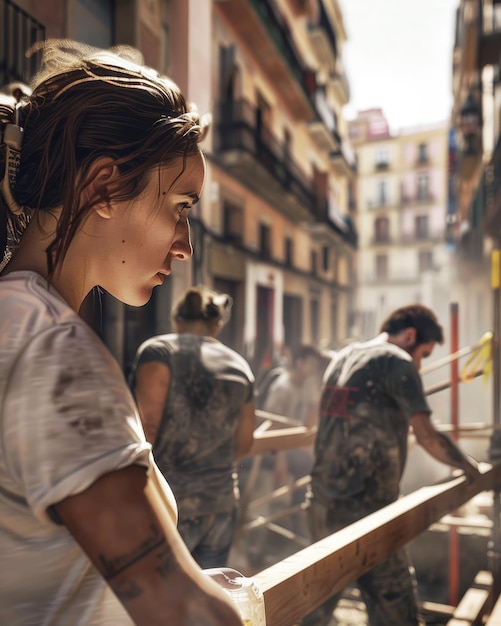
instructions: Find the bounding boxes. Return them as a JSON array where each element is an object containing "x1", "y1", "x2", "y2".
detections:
[{"x1": 300, "y1": 499, "x2": 425, "y2": 626}]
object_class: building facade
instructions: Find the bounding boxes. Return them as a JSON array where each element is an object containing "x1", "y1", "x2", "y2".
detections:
[
  {"x1": 2, "y1": 0, "x2": 358, "y2": 374},
  {"x1": 350, "y1": 109, "x2": 450, "y2": 340}
]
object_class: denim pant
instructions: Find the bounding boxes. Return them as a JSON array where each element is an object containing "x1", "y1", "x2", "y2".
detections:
[
  {"x1": 177, "y1": 506, "x2": 239, "y2": 569},
  {"x1": 301, "y1": 499, "x2": 425, "y2": 626}
]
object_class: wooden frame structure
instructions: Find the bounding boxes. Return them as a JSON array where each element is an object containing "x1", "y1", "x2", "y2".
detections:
[{"x1": 247, "y1": 460, "x2": 501, "y2": 625}]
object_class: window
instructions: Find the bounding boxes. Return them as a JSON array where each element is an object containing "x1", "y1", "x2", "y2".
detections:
[
  {"x1": 419, "y1": 250, "x2": 433, "y2": 271},
  {"x1": 311, "y1": 250, "x2": 318, "y2": 275},
  {"x1": 374, "y1": 217, "x2": 390, "y2": 243},
  {"x1": 377, "y1": 180, "x2": 387, "y2": 206},
  {"x1": 322, "y1": 246, "x2": 330, "y2": 272},
  {"x1": 415, "y1": 215, "x2": 429, "y2": 239},
  {"x1": 223, "y1": 201, "x2": 244, "y2": 244},
  {"x1": 418, "y1": 143, "x2": 428, "y2": 163},
  {"x1": 284, "y1": 237, "x2": 294, "y2": 267},
  {"x1": 376, "y1": 254, "x2": 388, "y2": 279},
  {"x1": 417, "y1": 174, "x2": 429, "y2": 201},
  {"x1": 310, "y1": 298, "x2": 319, "y2": 345},
  {"x1": 375, "y1": 148, "x2": 389, "y2": 169},
  {"x1": 219, "y1": 44, "x2": 237, "y2": 101},
  {"x1": 259, "y1": 223, "x2": 272, "y2": 260}
]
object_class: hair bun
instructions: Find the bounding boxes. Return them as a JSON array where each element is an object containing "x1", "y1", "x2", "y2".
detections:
[{"x1": 173, "y1": 286, "x2": 232, "y2": 325}]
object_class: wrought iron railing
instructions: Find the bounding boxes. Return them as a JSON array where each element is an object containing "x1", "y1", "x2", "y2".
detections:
[{"x1": 215, "y1": 98, "x2": 319, "y2": 217}]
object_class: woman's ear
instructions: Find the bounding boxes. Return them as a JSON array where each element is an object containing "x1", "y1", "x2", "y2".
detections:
[{"x1": 84, "y1": 158, "x2": 119, "y2": 219}]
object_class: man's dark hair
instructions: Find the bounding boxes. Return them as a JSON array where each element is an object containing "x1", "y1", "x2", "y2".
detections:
[
  {"x1": 380, "y1": 304, "x2": 444, "y2": 345},
  {"x1": 290, "y1": 344, "x2": 319, "y2": 364}
]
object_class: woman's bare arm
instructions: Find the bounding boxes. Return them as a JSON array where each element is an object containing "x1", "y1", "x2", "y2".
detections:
[
  {"x1": 233, "y1": 400, "x2": 256, "y2": 460},
  {"x1": 54, "y1": 465, "x2": 243, "y2": 626},
  {"x1": 135, "y1": 361, "x2": 170, "y2": 444}
]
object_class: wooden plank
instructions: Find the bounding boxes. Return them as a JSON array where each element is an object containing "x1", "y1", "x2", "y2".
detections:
[
  {"x1": 472, "y1": 570, "x2": 494, "y2": 589},
  {"x1": 451, "y1": 588, "x2": 490, "y2": 622},
  {"x1": 445, "y1": 570, "x2": 494, "y2": 625},
  {"x1": 486, "y1": 594, "x2": 501, "y2": 625},
  {"x1": 248, "y1": 426, "x2": 316, "y2": 456},
  {"x1": 422, "y1": 600, "x2": 455, "y2": 617},
  {"x1": 253, "y1": 462, "x2": 501, "y2": 626},
  {"x1": 247, "y1": 421, "x2": 492, "y2": 458}
]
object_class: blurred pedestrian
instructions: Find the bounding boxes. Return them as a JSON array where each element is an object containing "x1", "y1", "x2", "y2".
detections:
[
  {"x1": 302, "y1": 304, "x2": 480, "y2": 626},
  {"x1": 263, "y1": 344, "x2": 328, "y2": 491},
  {"x1": 0, "y1": 40, "x2": 243, "y2": 626},
  {"x1": 131, "y1": 285, "x2": 256, "y2": 569}
]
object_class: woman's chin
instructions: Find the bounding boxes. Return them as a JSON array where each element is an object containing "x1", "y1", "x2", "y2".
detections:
[{"x1": 112, "y1": 287, "x2": 154, "y2": 308}]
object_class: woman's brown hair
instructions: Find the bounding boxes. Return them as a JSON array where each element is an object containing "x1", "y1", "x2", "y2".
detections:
[{"x1": 0, "y1": 40, "x2": 209, "y2": 275}]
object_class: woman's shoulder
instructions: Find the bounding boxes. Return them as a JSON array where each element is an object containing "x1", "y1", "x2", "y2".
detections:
[{"x1": 1, "y1": 270, "x2": 85, "y2": 333}]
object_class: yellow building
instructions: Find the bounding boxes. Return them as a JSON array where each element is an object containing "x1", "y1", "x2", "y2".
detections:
[
  {"x1": 189, "y1": 0, "x2": 358, "y2": 371},
  {"x1": 350, "y1": 109, "x2": 450, "y2": 339}
]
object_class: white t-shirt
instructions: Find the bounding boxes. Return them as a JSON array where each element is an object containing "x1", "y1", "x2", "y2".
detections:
[{"x1": 0, "y1": 271, "x2": 152, "y2": 625}]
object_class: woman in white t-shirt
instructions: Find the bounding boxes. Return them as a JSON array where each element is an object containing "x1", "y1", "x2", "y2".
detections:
[{"x1": 0, "y1": 40, "x2": 243, "y2": 626}]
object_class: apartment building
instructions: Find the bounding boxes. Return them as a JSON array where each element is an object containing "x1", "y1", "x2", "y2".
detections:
[
  {"x1": 2, "y1": 0, "x2": 357, "y2": 372},
  {"x1": 448, "y1": 0, "x2": 497, "y2": 349},
  {"x1": 204, "y1": 0, "x2": 357, "y2": 372},
  {"x1": 350, "y1": 109, "x2": 450, "y2": 340}
]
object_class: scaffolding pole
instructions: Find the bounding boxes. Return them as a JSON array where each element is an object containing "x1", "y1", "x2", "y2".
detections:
[{"x1": 449, "y1": 302, "x2": 459, "y2": 606}]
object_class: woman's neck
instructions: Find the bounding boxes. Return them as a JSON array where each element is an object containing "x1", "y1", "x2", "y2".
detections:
[{"x1": 4, "y1": 214, "x2": 88, "y2": 311}]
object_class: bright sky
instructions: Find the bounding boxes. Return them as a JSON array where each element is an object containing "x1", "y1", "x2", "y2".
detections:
[{"x1": 338, "y1": 0, "x2": 459, "y2": 133}]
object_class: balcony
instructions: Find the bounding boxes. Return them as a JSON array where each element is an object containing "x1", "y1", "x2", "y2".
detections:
[
  {"x1": 479, "y1": 0, "x2": 501, "y2": 67},
  {"x1": 307, "y1": 0, "x2": 337, "y2": 67},
  {"x1": 213, "y1": 98, "x2": 319, "y2": 222},
  {"x1": 216, "y1": 0, "x2": 315, "y2": 120},
  {"x1": 482, "y1": 145, "x2": 501, "y2": 232},
  {"x1": 367, "y1": 198, "x2": 392, "y2": 210},
  {"x1": 0, "y1": 0, "x2": 45, "y2": 85},
  {"x1": 370, "y1": 235, "x2": 393, "y2": 246},
  {"x1": 307, "y1": 88, "x2": 341, "y2": 151},
  {"x1": 400, "y1": 233, "x2": 445, "y2": 245},
  {"x1": 308, "y1": 207, "x2": 358, "y2": 249},
  {"x1": 459, "y1": 0, "x2": 480, "y2": 74},
  {"x1": 329, "y1": 63, "x2": 350, "y2": 106},
  {"x1": 330, "y1": 136, "x2": 356, "y2": 177},
  {"x1": 401, "y1": 192, "x2": 436, "y2": 206}
]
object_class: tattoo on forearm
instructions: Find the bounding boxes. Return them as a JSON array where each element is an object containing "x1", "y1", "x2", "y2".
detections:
[
  {"x1": 155, "y1": 545, "x2": 176, "y2": 579},
  {"x1": 437, "y1": 433, "x2": 465, "y2": 465},
  {"x1": 99, "y1": 524, "x2": 166, "y2": 580},
  {"x1": 113, "y1": 579, "x2": 143, "y2": 602}
]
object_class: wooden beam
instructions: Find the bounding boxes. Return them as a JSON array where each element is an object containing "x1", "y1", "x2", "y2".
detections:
[
  {"x1": 248, "y1": 426, "x2": 316, "y2": 456},
  {"x1": 253, "y1": 463, "x2": 501, "y2": 626},
  {"x1": 444, "y1": 570, "x2": 493, "y2": 626},
  {"x1": 486, "y1": 593, "x2": 501, "y2": 625},
  {"x1": 247, "y1": 421, "x2": 494, "y2": 458}
]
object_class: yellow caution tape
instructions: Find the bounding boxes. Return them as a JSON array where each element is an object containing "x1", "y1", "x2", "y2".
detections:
[{"x1": 460, "y1": 331, "x2": 493, "y2": 385}]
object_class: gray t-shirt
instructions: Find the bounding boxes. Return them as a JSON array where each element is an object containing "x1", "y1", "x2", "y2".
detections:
[
  {"x1": 0, "y1": 271, "x2": 151, "y2": 625},
  {"x1": 263, "y1": 371, "x2": 320, "y2": 425},
  {"x1": 310, "y1": 333, "x2": 431, "y2": 511},
  {"x1": 132, "y1": 333, "x2": 254, "y2": 518}
]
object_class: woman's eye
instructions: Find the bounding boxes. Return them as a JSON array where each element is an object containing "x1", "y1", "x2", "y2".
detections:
[{"x1": 177, "y1": 203, "x2": 190, "y2": 218}]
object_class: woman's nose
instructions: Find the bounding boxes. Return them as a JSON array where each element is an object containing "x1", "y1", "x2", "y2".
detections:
[{"x1": 171, "y1": 219, "x2": 193, "y2": 261}]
